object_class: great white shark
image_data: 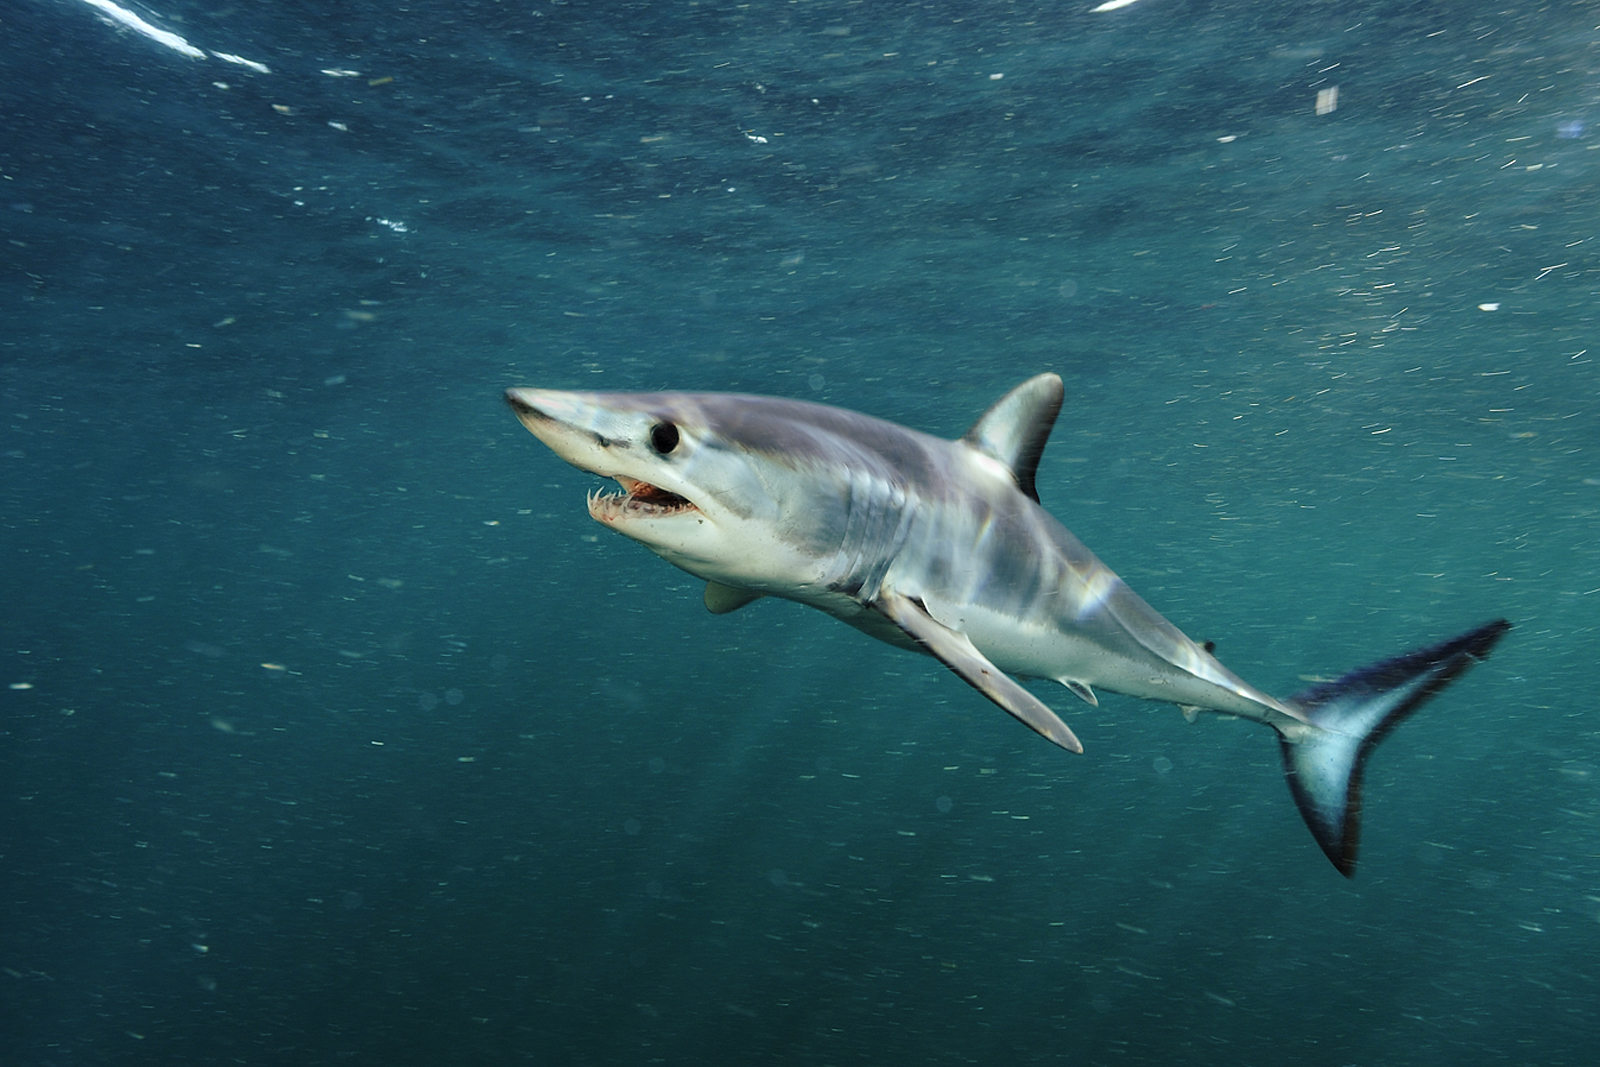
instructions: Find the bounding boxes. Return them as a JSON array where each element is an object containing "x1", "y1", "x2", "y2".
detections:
[{"x1": 505, "y1": 373, "x2": 1509, "y2": 876}]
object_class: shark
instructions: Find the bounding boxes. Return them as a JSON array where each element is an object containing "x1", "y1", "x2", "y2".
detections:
[{"x1": 505, "y1": 373, "x2": 1509, "y2": 876}]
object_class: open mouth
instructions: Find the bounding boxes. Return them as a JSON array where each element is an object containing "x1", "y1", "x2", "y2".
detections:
[{"x1": 588, "y1": 475, "x2": 696, "y2": 519}]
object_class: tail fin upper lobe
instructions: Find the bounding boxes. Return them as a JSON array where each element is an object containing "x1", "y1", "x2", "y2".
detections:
[{"x1": 1279, "y1": 619, "x2": 1511, "y2": 877}]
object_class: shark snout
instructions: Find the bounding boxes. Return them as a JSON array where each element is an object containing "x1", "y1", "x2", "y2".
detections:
[
  {"x1": 505, "y1": 387, "x2": 598, "y2": 442},
  {"x1": 504, "y1": 387, "x2": 556, "y2": 424},
  {"x1": 505, "y1": 388, "x2": 595, "y2": 462},
  {"x1": 506, "y1": 387, "x2": 641, "y2": 481}
]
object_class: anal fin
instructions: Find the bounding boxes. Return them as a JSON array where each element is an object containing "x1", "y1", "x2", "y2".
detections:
[{"x1": 873, "y1": 590, "x2": 1082, "y2": 754}]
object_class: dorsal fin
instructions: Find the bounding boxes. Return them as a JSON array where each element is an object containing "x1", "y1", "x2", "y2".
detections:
[{"x1": 960, "y1": 373, "x2": 1064, "y2": 503}]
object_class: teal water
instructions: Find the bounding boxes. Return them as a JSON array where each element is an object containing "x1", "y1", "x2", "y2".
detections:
[{"x1": 2, "y1": 1, "x2": 1596, "y2": 1063}]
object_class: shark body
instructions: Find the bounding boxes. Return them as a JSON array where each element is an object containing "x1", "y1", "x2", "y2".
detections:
[{"x1": 506, "y1": 374, "x2": 1508, "y2": 875}]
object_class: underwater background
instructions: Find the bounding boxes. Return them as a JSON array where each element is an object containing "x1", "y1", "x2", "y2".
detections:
[{"x1": 3, "y1": 1, "x2": 1597, "y2": 1063}]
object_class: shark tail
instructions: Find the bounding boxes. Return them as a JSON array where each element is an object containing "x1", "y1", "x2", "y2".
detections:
[{"x1": 1277, "y1": 618, "x2": 1511, "y2": 877}]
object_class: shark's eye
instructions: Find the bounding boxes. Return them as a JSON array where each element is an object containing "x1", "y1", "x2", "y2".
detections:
[{"x1": 649, "y1": 421, "x2": 681, "y2": 455}]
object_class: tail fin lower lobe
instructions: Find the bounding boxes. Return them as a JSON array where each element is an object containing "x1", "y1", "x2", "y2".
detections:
[{"x1": 1280, "y1": 619, "x2": 1511, "y2": 877}]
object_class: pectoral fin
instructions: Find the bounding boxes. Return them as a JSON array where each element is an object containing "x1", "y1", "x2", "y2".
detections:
[
  {"x1": 873, "y1": 590, "x2": 1083, "y2": 754},
  {"x1": 704, "y1": 581, "x2": 765, "y2": 615}
]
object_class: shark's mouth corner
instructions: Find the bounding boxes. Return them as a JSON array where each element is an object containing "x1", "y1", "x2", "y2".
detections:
[{"x1": 588, "y1": 475, "x2": 697, "y2": 520}]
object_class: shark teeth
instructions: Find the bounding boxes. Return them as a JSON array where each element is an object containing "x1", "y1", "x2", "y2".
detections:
[{"x1": 588, "y1": 476, "x2": 695, "y2": 519}]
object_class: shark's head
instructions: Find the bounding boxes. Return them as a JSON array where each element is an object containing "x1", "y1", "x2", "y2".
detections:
[{"x1": 504, "y1": 387, "x2": 834, "y2": 591}]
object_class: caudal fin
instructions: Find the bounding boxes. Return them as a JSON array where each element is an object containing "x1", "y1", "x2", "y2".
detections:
[{"x1": 1279, "y1": 619, "x2": 1511, "y2": 877}]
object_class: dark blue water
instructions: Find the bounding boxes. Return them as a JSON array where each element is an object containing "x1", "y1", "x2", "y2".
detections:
[{"x1": 3, "y1": 1, "x2": 1596, "y2": 1063}]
